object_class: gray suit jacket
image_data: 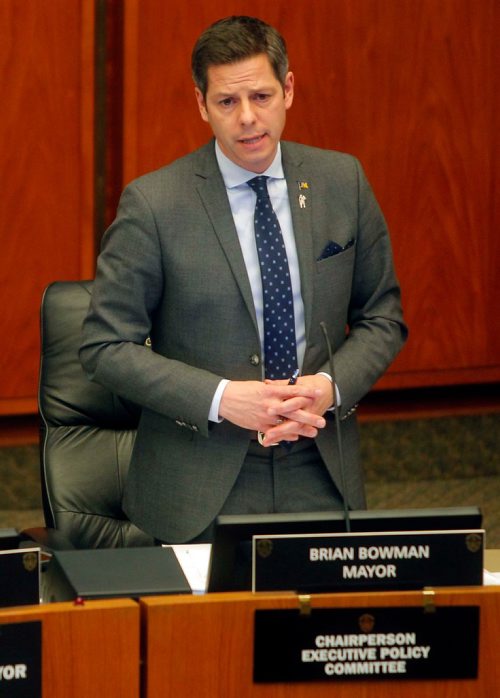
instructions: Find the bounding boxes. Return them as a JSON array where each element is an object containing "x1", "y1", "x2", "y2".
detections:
[{"x1": 80, "y1": 140, "x2": 407, "y2": 542}]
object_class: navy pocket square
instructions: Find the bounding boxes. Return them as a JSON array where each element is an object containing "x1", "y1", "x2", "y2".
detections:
[{"x1": 317, "y1": 239, "x2": 354, "y2": 261}]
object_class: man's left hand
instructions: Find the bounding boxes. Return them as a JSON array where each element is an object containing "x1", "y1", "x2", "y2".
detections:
[{"x1": 261, "y1": 374, "x2": 333, "y2": 445}]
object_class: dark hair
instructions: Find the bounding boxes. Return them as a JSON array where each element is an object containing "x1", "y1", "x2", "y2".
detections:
[{"x1": 192, "y1": 16, "x2": 289, "y2": 98}]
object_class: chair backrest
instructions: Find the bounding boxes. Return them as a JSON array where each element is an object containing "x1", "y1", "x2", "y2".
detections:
[{"x1": 38, "y1": 280, "x2": 154, "y2": 548}]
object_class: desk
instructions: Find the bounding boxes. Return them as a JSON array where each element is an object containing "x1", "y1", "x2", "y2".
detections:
[
  {"x1": 141, "y1": 587, "x2": 500, "y2": 698},
  {"x1": 0, "y1": 598, "x2": 140, "y2": 697}
]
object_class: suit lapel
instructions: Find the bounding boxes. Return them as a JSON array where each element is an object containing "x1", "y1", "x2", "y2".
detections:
[
  {"x1": 191, "y1": 141, "x2": 317, "y2": 345},
  {"x1": 193, "y1": 142, "x2": 259, "y2": 335},
  {"x1": 282, "y1": 142, "x2": 315, "y2": 345}
]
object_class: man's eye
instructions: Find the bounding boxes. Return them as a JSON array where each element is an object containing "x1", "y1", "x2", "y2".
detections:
[
  {"x1": 219, "y1": 98, "x2": 234, "y2": 107},
  {"x1": 254, "y1": 93, "x2": 270, "y2": 102}
]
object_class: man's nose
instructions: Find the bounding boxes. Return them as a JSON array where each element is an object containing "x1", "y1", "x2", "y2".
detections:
[{"x1": 238, "y1": 98, "x2": 256, "y2": 125}]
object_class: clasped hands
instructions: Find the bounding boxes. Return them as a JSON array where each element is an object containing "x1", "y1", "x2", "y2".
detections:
[{"x1": 219, "y1": 374, "x2": 333, "y2": 446}]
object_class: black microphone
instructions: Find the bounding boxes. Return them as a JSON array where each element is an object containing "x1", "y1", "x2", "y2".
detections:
[{"x1": 320, "y1": 321, "x2": 351, "y2": 533}]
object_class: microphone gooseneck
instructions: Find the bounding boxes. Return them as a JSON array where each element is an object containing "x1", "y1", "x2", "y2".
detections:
[{"x1": 320, "y1": 321, "x2": 351, "y2": 533}]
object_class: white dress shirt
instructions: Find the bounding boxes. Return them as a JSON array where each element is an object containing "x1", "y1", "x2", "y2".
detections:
[
  {"x1": 209, "y1": 141, "x2": 335, "y2": 421},
  {"x1": 208, "y1": 142, "x2": 306, "y2": 422}
]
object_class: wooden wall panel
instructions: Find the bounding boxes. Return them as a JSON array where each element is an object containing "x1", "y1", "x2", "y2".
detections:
[
  {"x1": 122, "y1": 0, "x2": 500, "y2": 389},
  {"x1": 1, "y1": 1, "x2": 496, "y2": 419},
  {"x1": 0, "y1": 0, "x2": 95, "y2": 414}
]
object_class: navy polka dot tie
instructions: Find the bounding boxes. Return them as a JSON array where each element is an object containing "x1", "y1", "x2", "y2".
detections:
[{"x1": 247, "y1": 176, "x2": 298, "y2": 380}]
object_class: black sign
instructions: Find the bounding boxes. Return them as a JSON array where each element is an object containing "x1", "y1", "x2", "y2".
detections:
[
  {"x1": 254, "y1": 605, "x2": 479, "y2": 683},
  {"x1": 0, "y1": 549, "x2": 40, "y2": 607},
  {"x1": 0, "y1": 621, "x2": 41, "y2": 697},
  {"x1": 252, "y1": 530, "x2": 483, "y2": 592}
]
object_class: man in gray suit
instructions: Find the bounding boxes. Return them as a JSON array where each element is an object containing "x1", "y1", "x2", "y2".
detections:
[{"x1": 80, "y1": 16, "x2": 407, "y2": 543}]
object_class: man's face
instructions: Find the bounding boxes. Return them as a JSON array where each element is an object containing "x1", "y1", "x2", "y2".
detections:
[{"x1": 195, "y1": 53, "x2": 294, "y2": 173}]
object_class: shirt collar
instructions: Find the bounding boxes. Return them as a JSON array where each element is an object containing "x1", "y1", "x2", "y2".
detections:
[{"x1": 215, "y1": 141, "x2": 284, "y2": 189}]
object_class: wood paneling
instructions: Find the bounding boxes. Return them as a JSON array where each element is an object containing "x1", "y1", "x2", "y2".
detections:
[
  {"x1": 0, "y1": 599, "x2": 139, "y2": 697},
  {"x1": 122, "y1": 0, "x2": 500, "y2": 389},
  {"x1": 142, "y1": 588, "x2": 500, "y2": 697},
  {"x1": 0, "y1": 1, "x2": 95, "y2": 414},
  {"x1": 1, "y1": 1, "x2": 497, "y2": 419}
]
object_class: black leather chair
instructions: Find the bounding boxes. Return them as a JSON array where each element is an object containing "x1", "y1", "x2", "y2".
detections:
[{"x1": 36, "y1": 280, "x2": 154, "y2": 548}]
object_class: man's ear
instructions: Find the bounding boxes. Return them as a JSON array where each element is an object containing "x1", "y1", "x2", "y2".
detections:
[
  {"x1": 195, "y1": 88, "x2": 209, "y2": 122},
  {"x1": 283, "y1": 71, "x2": 294, "y2": 110}
]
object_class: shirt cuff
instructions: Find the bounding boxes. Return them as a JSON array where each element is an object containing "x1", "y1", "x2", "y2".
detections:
[
  {"x1": 316, "y1": 372, "x2": 341, "y2": 410},
  {"x1": 209, "y1": 379, "x2": 230, "y2": 423}
]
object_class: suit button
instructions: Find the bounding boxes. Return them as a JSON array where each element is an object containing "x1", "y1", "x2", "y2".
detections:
[{"x1": 249, "y1": 354, "x2": 260, "y2": 366}]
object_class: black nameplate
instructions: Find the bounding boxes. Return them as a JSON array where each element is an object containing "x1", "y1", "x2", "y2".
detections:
[
  {"x1": 0, "y1": 549, "x2": 40, "y2": 607},
  {"x1": 254, "y1": 605, "x2": 479, "y2": 683},
  {"x1": 0, "y1": 621, "x2": 41, "y2": 697},
  {"x1": 252, "y1": 530, "x2": 483, "y2": 592}
]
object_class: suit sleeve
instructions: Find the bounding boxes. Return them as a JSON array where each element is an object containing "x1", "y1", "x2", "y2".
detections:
[
  {"x1": 324, "y1": 158, "x2": 408, "y2": 416},
  {"x1": 79, "y1": 181, "x2": 223, "y2": 437}
]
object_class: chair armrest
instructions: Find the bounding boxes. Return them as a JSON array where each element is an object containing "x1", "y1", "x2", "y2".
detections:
[{"x1": 20, "y1": 527, "x2": 76, "y2": 551}]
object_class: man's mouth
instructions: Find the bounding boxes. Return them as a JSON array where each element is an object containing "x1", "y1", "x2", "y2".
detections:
[{"x1": 239, "y1": 134, "x2": 265, "y2": 145}]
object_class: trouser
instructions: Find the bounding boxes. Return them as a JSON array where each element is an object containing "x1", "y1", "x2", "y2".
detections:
[{"x1": 190, "y1": 438, "x2": 344, "y2": 543}]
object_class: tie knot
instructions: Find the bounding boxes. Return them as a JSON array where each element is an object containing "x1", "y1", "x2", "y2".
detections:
[{"x1": 247, "y1": 176, "x2": 269, "y2": 198}]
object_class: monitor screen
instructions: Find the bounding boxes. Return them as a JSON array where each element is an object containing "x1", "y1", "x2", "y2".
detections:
[{"x1": 206, "y1": 506, "x2": 482, "y2": 592}]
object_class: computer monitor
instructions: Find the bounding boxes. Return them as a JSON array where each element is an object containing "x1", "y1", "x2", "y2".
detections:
[
  {"x1": 0, "y1": 528, "x2": 20, "y2": 550},
  {"x1": 206, "y1": 506, "x2": 482, "y2": 592}
]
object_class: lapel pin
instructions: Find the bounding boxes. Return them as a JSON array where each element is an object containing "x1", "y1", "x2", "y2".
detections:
[{"x1": 297, "y1": 181, "x2": 309, "y2": 209}]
